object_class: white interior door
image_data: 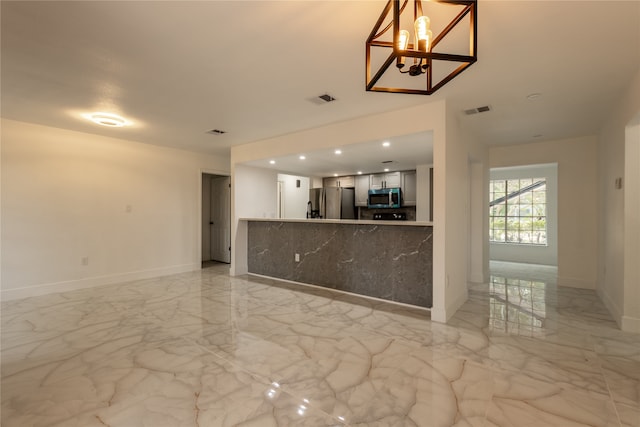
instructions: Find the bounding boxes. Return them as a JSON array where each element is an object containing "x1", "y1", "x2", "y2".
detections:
[{"x1": 210, "y1": 176, "x2": 231, "y2": 263}]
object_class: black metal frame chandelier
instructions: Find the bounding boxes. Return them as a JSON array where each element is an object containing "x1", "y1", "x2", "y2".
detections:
[{"x1": 366, "y1": 0, "x2": 477, "y2": 95}]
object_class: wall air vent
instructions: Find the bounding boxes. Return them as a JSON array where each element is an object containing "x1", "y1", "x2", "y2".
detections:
[
  {"x1": 464, "y1": 105, "x2": 492, "y2": 115},
  {"x1": 207, "y1": 129, "x2": 227, "y2": 135}
]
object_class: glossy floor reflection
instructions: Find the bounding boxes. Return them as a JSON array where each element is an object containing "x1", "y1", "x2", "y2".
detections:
[{"x1": 2, "y1": 262, "x2": 639, "y2": 426}]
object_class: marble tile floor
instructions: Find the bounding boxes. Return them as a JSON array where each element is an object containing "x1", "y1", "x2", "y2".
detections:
[{"x1": 1, "y1": 261, "x2": 638, "y2": 426}]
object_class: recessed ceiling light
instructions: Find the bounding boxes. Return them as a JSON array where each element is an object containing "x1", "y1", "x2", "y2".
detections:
[
  {"x1": 357, "y1": 171, "x2": 363, "y2": 175},
  {"x1": 527, "y1": 93, "x2": 542, "y2": 100},
  {"x1": 333, "y1": 173, "x2": 338, "y2": 177},
  {"x1": 334, "y1": 149, "x2": 342, "y2": 155},
  {"x1": 382, "y1": 141, "x2": 391, "y2": 147},
  {"x1": 384, "y1": 168, "x2": 390, "y2": 172},
  {"x1": 299, "y1": 155, "x2": 306, "y2": 160},
  {"x1": 207, "y1": 129, "x2": 227, "y2": 135},
  {"x1": 269, "y1": 160, "x2": 276, "y2": 164},
  {"x1": 83, "y1": 112, "x2": 129, "y2": 127}
]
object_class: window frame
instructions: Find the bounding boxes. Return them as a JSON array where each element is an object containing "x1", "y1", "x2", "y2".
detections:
[{"x1": 489, "y1": 178, "x2": 548, "y2": 246}]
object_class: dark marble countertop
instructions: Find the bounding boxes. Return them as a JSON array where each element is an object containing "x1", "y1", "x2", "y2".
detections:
[{"x1": 240, "y1": 218, "x2": 433, "y2": 227}]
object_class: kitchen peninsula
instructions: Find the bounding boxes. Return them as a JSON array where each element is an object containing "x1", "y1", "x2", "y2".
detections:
[{"x1": 243, "y1": 218, "x2": 433, "y2": 308}]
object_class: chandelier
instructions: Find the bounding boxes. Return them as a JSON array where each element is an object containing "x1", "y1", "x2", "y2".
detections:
[{"x1": 366, "y1": 0, "x2": 477, "y2": 95}]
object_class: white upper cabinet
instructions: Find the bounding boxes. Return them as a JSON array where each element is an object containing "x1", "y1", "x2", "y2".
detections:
[
  {"x1": 323, "y1": 175, "x2": 355, "y2": 188},
  {"x1": 370, "y1": 171, "x2": 401, "y2": 189}
]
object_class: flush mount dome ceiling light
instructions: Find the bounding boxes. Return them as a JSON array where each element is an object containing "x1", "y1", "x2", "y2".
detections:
[
  {"x1": 83, "y1": 112, "x2": 129, "y2": 127},
  {"x1": 366, "y1": 0, "x2": 477, "y2": 95}
]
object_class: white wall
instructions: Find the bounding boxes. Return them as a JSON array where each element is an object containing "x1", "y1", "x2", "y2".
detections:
[
  {"x1": 624, "y1": 117, "x2": 640, "y2": 332},
  {"x1": 467, "y1": 131, "x2": 490, "y2": 286},
  {"x1": 230, "y1": 164, "x2": 278, "y2": 275},
  {"x1": 431, "y1": 108, "x2": 476, "y2": 322},
  {"x1": 490, "y1": 136, "x2": 598, "y2": 289},
  {"x1": 598, "y1": 66, "x2": 640, "y2": 332},
  {"x1": 489, "y1": 164, "x2": 558, "y2": 266},
  {"x1": 277, "y1": 174, "x2": 310, "y2": 219},
  {"x1": 468, "y1": 161, "x2": 489, "y2": 284},
  {"x1": 1, "y1": 119, "x2": 229, "y2": 300}
]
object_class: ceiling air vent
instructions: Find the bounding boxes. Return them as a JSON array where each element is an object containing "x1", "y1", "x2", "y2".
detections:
[
  {"x1": 207, "y1": 129, "x2": 227, "y2": 135},
  {"x1": 318, "y1": 94, "x2": 336, "y2": 102},
  {"x1": 308, "y1": 93, "x2": 337, "y2": 105},
  {"x1": 464, "y1": 105, "x2": 492, "y2": 115}
]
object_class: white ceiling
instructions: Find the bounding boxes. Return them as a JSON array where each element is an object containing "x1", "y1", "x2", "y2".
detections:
[
  {"x1": 2, "y1": 1, "x2": 639, "y2": 176},
  {"x1": 245, "y1": 131, "x2": 434, "y2": 177}
]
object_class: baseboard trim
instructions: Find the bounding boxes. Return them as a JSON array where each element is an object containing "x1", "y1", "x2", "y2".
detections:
[
  {"x1": 431, "y1": 288, "x2": 468, "y2": 324},
  {"x1": 557, "y1": 275, "x2": 596, "y2": 289},
  {"x1": 621, "y1": 315, "x2": 640, "y2": 333},
  {"x1": 598, "y1": 287, "x2": 623, "y2": 328},
  {"x1": 1, "y1": 263, "x2": 201, "y2": 301}
]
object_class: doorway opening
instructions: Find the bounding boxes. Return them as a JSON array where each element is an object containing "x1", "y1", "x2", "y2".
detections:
[{"x1": 202, "y1": 173, "x2": 231, "y2": 267}]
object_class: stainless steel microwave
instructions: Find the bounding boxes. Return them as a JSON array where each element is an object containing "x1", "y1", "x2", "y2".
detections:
[{"x1": 368, "y1": 188, "x2": 401, "y2": 209}]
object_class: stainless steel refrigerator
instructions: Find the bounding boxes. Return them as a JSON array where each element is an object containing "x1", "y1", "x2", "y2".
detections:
[{"x1": 308, "y1": 187, "x2": 356, "y2": 219}]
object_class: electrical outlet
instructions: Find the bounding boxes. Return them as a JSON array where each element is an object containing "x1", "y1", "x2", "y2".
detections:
[
  {"x1": 295, "y1": 253, "x2": 300, "y2": 262},
  {"x1": 81, "y1": 256, "x2": 89, "y2": 266}
]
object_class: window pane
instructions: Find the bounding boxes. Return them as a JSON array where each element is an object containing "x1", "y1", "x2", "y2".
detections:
[
  {"x1": 519, "y1": 192, "x2": 532, "y2": 204},
  {"x1": 533, "y1": 191, "x2": 546, "y2": 203},
  {"x1": 489, "y1": 178, "x2": 548, "y2": 246},
  {"x1": 519, "y1": 218, "x2": 532, "y2": 230},
  {"x1": 519, "y1": 205, "x2": 533, "y2": 216},
  {"x1": 532, "y1": 218, "x2": 546, "y2": 231},
  {"x1": 533, "y1": 204, "x2": 546, "y2": 216}
]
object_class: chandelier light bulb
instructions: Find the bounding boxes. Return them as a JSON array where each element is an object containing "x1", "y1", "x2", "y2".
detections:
[
  {"x1": 414, "y1": 16, "x2": 432, "y2": 52},
  {"x1": 396, "y1": 29, "x2": 410, "y2": 68},
  {"x1": 398, "y1": 30, "x2": 410, "y2": 50}
]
